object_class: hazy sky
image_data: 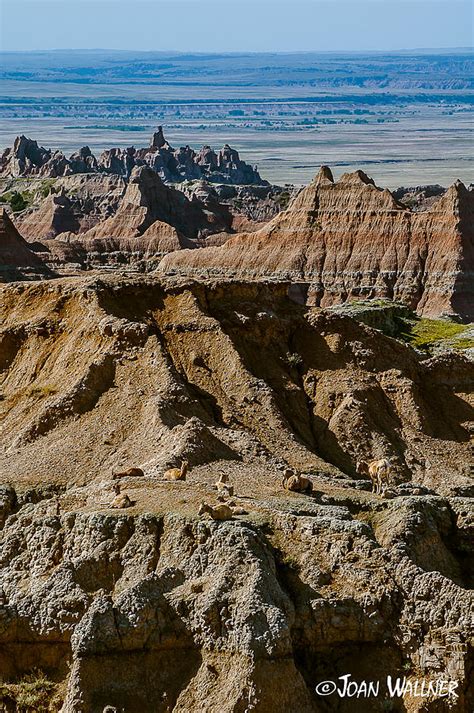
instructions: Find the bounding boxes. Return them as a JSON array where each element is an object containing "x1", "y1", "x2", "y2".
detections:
[{"x1": 1, "y1": 0, "x2": 472, "y2": 53}]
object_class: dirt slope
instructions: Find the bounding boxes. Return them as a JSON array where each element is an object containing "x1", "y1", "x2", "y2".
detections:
[{"x1": 1, "y1": 274, "x2": 472, "y2": 494}]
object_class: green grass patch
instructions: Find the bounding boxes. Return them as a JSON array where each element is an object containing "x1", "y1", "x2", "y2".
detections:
[
  {"x1": 452, "y1": 337, "x2": 474, "y2": 350},
  {"x1": 348, "y1": 298, "x2": 396, "y2": 308},
  {"x1": 398, "y1": 317, "x2": 473, "y2": 352},
  {"x1": 0, "y1": 189, "x2": 34, "y2": 212},
  {"x1": 38, "y1": 179, "x2": 56, "y2": 199},
  {"x1": 405, "y1": 318, "x2": 467, "y2": 348}
]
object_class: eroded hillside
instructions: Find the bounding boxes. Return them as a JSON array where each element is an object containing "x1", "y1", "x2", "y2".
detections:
[
  {"x1": 1, "y1": 275, "x2": 473, "y2": 491},
  {"x1": 0, "y1": 275, "x2": 473, "y2": 712}
]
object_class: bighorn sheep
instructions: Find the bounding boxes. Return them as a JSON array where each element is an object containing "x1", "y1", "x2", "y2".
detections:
[
  {"x1": 217, "y1": 497, "x2": 247, "y2": 514},
  {"x1": 112, "y1": 466, "x2": 144, "y2": 480},
  {"x1": 230, "y1": 506, "x2": 247, "y2": 515},
  {"x1": 198, "y1": 502, "x2": 233, "y2": 521},
  {"x1": 109, "y1": 483, "x2": 133, "y2": 509},
  {"x1": 50, "y1": 497, "x2": 61, "y2": 516},
  {"x1": 214, "y1": 473, "x2": 234, "y2": 497},
  {"x1": 281, "y1": 468, "x2": 313, "y2": 494},
  {"x1": 163, "y1": 460, "x2": 188, "y2": 481},
  {"x1": 356, "y1": 458, "x2": 391, "y2": 495}
]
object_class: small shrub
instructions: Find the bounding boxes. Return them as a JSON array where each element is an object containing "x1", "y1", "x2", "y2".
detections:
[
  {"x1": 0, "y1": 670, "x2": 59, "y2": 713},
  {"x1": 9, "y1": 191, "x2": 28, "y2": 212},
  {"x1": 276, "y1": 191, "x2": 291, "y2": 209},
  {"x1": 284, "y1": 351, "x2": 303, "y2": 369},
  {"x1": 39, "y1": 180, "x2": 56, "y2": 199}
]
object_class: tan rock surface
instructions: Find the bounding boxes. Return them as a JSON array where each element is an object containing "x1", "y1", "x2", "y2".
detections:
[
  {"x1": 1, "y1": 274, "x2": 472, "y2": 493},
  {"x1": 0, "y1": 208, "x2": 51, "y2": 281},
  {"x1": 78, "y1": 166, "x2": 232, "y2": 251},
  {"x1": 161, "y1": 168, "x2": 474, "y2": 321},
  {"x1": 18, "y1": 193, "x2": 80, "y2": 241},
  {"x1": 0, "y1": 273, "x2": 473, "y2": 711}
]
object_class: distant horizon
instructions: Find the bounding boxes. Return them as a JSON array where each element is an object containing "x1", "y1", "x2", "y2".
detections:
[{"x1": 1, "y1": 47, "x2": 472, "y2": 56}]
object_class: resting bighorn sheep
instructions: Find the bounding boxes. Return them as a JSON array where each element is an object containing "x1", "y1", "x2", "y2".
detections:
[
  {"x1": 198, "y1": 502, "x2": 233, "y2": 521},
  {"x1": 163, "y1": 460, "x2": 188, "y2": 481},
  {"x1": 216, "y1": 497, "x2": 247, "y2": 515},
  {"x1": 356, "y1": 458, "x2": 391, "y2": 495},
  {"x1": 214, "y1": 473, "x2": 234, "y2": 497},
  {"x1": 109, "y1": 483, "x2": 133, "y2": 509},
  {"x1": 112, "y1": 466, "x2": 144, "y2": 480},
  {"x1": 281, "y1": 468, "x2": 313, "y2": 494}
]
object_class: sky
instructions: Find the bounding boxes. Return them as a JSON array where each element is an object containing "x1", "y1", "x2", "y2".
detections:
[{"x1": 0, "y1": 0, "x2": 472, "y2": 53}]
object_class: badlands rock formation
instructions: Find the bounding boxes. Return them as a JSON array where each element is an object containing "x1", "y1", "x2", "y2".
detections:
[
  {"x1": 80, "y1": 166, "x2": 232, "y2": 242},
  {"x1": 17, "y1": 174, "x2": 128, "y2": 241},
  {"x1": 0, "y1": 129, "x2": 267, "y2": 185},
  {"x1": 14, "y1": 175, "x2": 282, "y2": 246},
  {"x1": 18, "y1": 192, "x2": 81, "y2": 241},
  {"x1": 161, "y1": 167, "x2": 474, "y2": 321},
  {"x1": 12, "y1": 168, "x2": 237, "y2": 268},
  {"x1": 1, "y1": 275, "x2": 472, "y2": 492},
  {"x1": 0, "y1": 274, "x2": 473, "y2": 712},
  {"x1": 0, "y1": 208, "x2": 51, "y2": 281}
]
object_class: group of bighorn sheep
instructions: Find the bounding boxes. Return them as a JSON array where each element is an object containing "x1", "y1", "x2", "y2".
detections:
[
  {"x1": 106, "y1": 455, "x2": 393, "y2": 513},
  {"x1": 106, "y1": 461, "x2": 245, "y2": 519},
  {"x1": 200, "y1": 473, "x2": 246, "y2": 520}
]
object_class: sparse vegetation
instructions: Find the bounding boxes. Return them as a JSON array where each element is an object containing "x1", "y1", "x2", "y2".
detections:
[
  {"x1": 1, "y1": 186, "x2": 36, "y2": 212},
  {"x1": 39, "y1": 179, "x2": 56, "y2": 199},
  {"x1": 0, "y1": 670, "x2": 63, "y2": 713},
  {"x1": 27, "y1": 385, "x2": 58, "y2": 398},
  {"x1": 398, "y1": 317, "x2": 473, "y2": 351},
  {"x1": 348, "y1": 298, "x2": 402, "y2": 309},
  {"x1": 9, "y1": 191, "x2": 29, "y2": 212},
  {"x1": 284, "y1": 351, "x2": 303, "y2": 369},
  {"x1": 275, "y1": 191, "x2": 291, "y2": 209}
]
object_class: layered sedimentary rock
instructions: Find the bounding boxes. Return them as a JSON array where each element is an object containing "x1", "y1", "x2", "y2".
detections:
[
  {"x1": 0, "y1": 274, "x2": 472, "y2": 711},
  {"x1": 16, "y1": 174, "x2": 128, "y2": 241},
  {"x1": 0, "y1": 208, "x2": 51, "y2": 281},
  {"x1": 393, "y1": 183, "x2": 446, "y2": 211},
  {"x1": 14, "y1": 175, "x2": 282, "y2": 248},
  {"x1": 183, "y1": 181, "x2": 288, "y2": 232},
  {"x1": 13, "y1": 168, "x2": 235, "y2": 268},
  {"x1": 0, "y1": 128, "x2": 267, "y2": 185},
  {"x1": 161, "y1": 167, "x2": 474, "y2": 321},
  {"x1": 0, "y1": 135, "x2": 51, "y2": 177},
  {"x1": 18, "y1": 192, "x2": 80, "y2": 241},
  {"x1": 1, "y1": 492, "x2": 472, "y2": 713},
  {"x1": 75, "y1": 166, "x2": 232, "y2": 258}
]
